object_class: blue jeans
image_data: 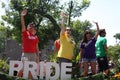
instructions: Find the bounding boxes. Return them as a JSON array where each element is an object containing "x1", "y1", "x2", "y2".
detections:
[{"x1": 82, "y1": 58, "x2": 97, "y2": 63}]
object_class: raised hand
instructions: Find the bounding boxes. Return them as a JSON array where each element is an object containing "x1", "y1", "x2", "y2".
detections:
[
  {"x1": 61, "y1": 12, "x2": 66, "y2": 18},
  {"x1": 60, "y1": 12, "x2": 66, "y2": 34},
  {"x1": 21, "y1": 9, "x2": 27, "y2": 16},
  {"x1": 93, "y1": 21, "x2": 98, "y2": 24},
  {"x1": 93, "y1": 21, "x2": 100, "y2": 39},
  {"x1": 21, "y1": 9, "x2": 27, "y2": 32}
]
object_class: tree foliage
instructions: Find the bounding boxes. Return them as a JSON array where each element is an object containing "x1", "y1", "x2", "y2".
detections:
[
  {"x1": 114, "y1": 33, "x2": 120, "y2": 44},
  {"x1": 0, "y1": 21, "x2": 12, "y2": 53},
  {"x1": 108, "y1": 45, "x2": 120, "y2": 72}
]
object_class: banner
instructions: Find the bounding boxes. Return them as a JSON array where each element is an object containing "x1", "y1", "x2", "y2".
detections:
[{"x1": 9, "y1": 61, "x2": 72, "y2": 80}]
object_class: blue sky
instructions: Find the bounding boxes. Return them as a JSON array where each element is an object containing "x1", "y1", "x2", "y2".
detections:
[{"x1": 0, "y1": 0, "x2": 120, "y2": 46}]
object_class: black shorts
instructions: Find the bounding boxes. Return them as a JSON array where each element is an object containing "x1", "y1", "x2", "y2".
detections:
[
  {"x1": 97, "y1": 56, "x2": 109, "y2": 72},
  {"x1": 57, "y1": 57, "x2": 72, "y2": 74},
  {"x1": 57, "y1": 57, "x2": 72, "y2": 63}
]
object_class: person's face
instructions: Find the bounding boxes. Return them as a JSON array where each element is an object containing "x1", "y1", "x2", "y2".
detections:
[
  {"x1": 27, "y1": 26, "x2": 36, "y2": 35},
  {"x1": 65, "y1": 29, "x2": 71, "y2": 37},
  {"x1": 27, "y1": 24, "x2": 37, "y2": 35},
  {"x1": 103, "y1": 31, "x2": 106, "y2": 37},
  {"x1": 30, "y1": 27, "x2": 36, "y2": 35},
  {"x1": 86, "y1": 32, "x2": 91, "y2": 40}
]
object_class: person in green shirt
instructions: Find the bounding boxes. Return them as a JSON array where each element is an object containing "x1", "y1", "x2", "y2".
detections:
[{"x1": 95, "y1": 29, "x2": 109, "y2": 76}]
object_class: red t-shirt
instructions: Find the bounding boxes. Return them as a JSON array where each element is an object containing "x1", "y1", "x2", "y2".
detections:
[
  {"x1": 54, "y1": 39, "x2": 60, "y2": 51},
  {"x1": 22, "y1": 31, "x2": 39, "y2": 53}
]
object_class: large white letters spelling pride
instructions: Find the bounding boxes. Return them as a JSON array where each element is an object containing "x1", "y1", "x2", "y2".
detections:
[{"x1": 9, "y1": 61, "x2": 72, "y2": 80}]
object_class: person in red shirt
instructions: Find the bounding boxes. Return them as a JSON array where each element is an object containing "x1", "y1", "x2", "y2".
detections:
[
  {"x1": 54, "y1": 39, "x2": 60, "y2": 53},
  {"x1": 17, "y1": 9, "x2": 40, "y2": 79}
]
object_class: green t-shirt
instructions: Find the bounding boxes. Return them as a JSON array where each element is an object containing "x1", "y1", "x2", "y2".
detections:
[{"x1": 95, "y1": 36, "x2": 107, "y2": 57}]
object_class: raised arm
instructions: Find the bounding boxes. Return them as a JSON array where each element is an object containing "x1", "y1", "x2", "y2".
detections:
[
  {"x1": 93, "y1": 21, "x2": 100, "y2": 39},
  {"x1": 60, "y1": 12, "x2": 66, "y2": 34},
  {"x1": 21, "y1": 9, "x2": 27, "y2": 32}
]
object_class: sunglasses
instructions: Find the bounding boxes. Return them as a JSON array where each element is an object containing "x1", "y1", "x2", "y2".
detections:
[
  {"x1": 29, "y1": 23, "x2": 35, "y2": 27},
  {"x1": 65, "y1": 29, "x2": 71, "y2": 31},
  {"x1": 28, "y1": 23, "x2": 37, "y2": 29},
  {"x1": 86, "y1": 32, "x2": 91, "y2": 34}
]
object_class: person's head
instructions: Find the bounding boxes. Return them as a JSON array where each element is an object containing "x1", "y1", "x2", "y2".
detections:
[
  {"x1": 85, "y1": 30, "x2": 91, "y2": 40},
  {"x1": 99, "y1": 29, "x2": 106, "y2": 37},
  {"x1": 65, "y1": 27, "x2": 71, "y2": 37},
  {"x1": 82, "y1": 30, "x2": 91, "y2": 43},
  {"x1": 27, "y1": 22, "x2": 37, "y2": 35}
]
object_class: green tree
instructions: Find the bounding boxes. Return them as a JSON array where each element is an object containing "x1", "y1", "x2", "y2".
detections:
[
  {"x1": 114, "y1": 33, "x2": 120, "y2": 45},
  {"x1": 0, "y1": 21, "x2": 12, "y2": 53},
  {"x1": 108, "y1": 45, "x2": 120, "y2": 73},
  {"x1": 65, "y1": 0, "x2": 90, "y2": 26}
]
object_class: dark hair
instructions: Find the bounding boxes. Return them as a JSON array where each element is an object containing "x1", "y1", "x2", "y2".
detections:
[
  {"x1": 28, "y1": 22, "x2": 35, "y2": 27},
  {"x1": 82, "y1": 30, "x2": 91, "y2": 43},
  {"x1": 99, "y1": 29, "x2": 106, "y2": 36},
  {"x1": 28, "y1": 22, "x2": 37, "y2": 30}
]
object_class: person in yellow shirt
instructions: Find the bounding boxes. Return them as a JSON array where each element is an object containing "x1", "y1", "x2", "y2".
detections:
[{"x1": 57, "y1": 12, "x2": 75, "y2": 64}]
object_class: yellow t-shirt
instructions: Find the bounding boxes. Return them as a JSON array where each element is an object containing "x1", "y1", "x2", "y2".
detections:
[{"x1": 57, "y1": 33, "x2": 75, "y2": 60}]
